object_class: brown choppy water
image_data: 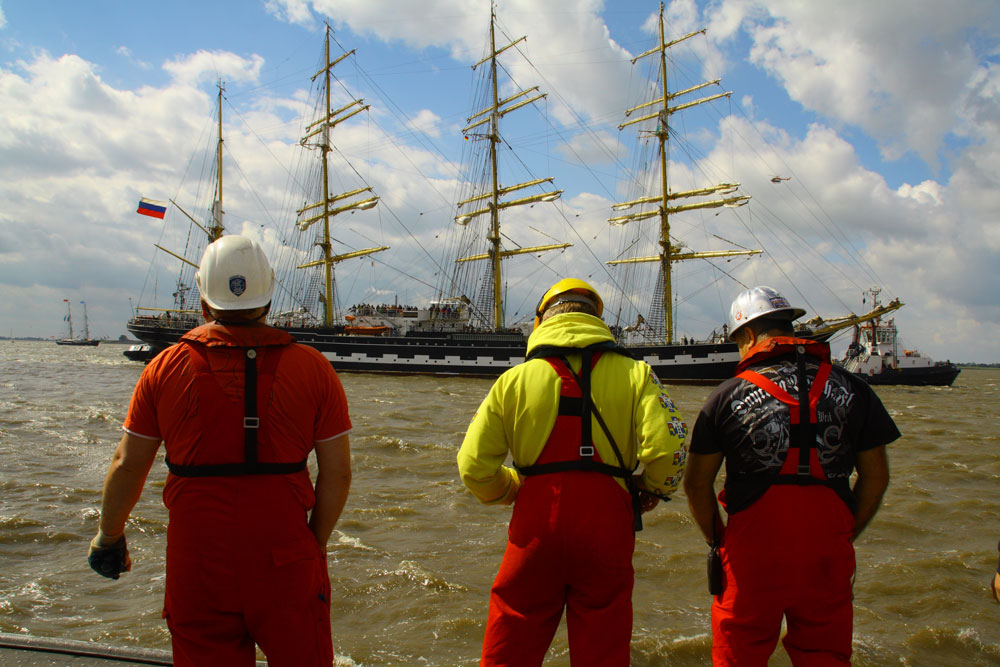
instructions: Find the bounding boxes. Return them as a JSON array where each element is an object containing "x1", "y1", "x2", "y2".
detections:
[{"x1": 1, "y1": 341, "x2": 998, "y2": 665}]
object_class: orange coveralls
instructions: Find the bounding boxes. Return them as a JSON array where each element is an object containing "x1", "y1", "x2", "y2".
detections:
[
  {"x1": 482, "y1": 356, "x2": 635, "y2": 666},
  {"x1": 123, "y1": 322, "x2": 351, "y2": 665}
]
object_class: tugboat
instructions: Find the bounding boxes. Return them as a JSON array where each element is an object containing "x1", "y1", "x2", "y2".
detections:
[{"x1": 839, "y1": 287, "x2": 960, "y2": 386}]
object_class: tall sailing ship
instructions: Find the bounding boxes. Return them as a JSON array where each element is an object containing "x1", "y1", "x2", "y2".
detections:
[
  {"x1": 126, "y1": 8, "x2": 897, "y2": 380},
  {"x1": 57, "y1": 299, "x2": 100, "y2": 346}
]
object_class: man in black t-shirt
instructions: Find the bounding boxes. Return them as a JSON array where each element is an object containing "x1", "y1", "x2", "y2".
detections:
[{"x1": 684, "y1": 286, "x2": 899, "y2": 666}]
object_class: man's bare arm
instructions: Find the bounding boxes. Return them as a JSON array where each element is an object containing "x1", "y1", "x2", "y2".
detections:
[
  {"x1": 309, "y1": 434, "x2": 352, "y2": 548},
  {"x1": 852, "y1": 445, "x2": 889, "y2": 541},
  {"x1": 684, "y1": 451, "x2": 724, "y2": 545},
  {"x1": 98, "y1": 432, "x2": 161, "y2": 540}
]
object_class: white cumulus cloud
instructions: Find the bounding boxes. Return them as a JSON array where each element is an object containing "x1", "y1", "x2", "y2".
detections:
[{"x1": 163, "y1": 50, "x2": 265, "y2": 86}]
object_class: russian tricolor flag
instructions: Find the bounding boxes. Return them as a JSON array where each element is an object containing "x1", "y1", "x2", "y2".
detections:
[{"x1": 137, "y1": 197, "x2": 167, "y2": 219}]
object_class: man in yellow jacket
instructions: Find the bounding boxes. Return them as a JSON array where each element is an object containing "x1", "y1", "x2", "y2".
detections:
[{"x1": 458, "y1": 278, "x2": 687, "y2": 666}]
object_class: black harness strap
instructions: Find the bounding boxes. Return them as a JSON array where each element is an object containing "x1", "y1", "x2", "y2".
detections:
[
  {"x1": 518, "y1": 459, "x2": 632, "y2": 478},
  {"x1": 579, "y1": 348, "x2": 595, "y2": 460},
  {"x1": 245, "y1": 348, "x2": 259, "y2": 464},
  {"x1": 771, "y1": 351, "x2": 824, "y2": 488},
  {"x1": 166, "y1": 344, "x2": 307, "y2": 478},
  {"x1": 166, "y1": 460, "x2": 307, "y2": 478},
  {"x1": 793, "y1": 346, "x2": 813, "y2": 478},
  {"x1": 525, "y1": 340, "x2": 634, "y2": 363},
  {"x1": 591, "y1": 389, "x2": 645, "y2": 531}
]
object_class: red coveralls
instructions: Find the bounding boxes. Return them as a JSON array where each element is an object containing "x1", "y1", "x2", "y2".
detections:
[
  {"x1": 125, "y1": 324, "x2": 342, "y2": 666},
  {"x1": 712, "y1": 340, "x2": 855, "y2": 666},
  {"x1": 481, "y1": 354, "x2": 636, "y2": 667}
]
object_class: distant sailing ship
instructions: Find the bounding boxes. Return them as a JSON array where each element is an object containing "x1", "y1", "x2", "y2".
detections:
[
  {"x1": 838, "y1": 287, "x2": 960, "y2": 386},
  {"x1": 57, "y1": 299, "x2": 100, "y2": 346},
  {"x1": 125, "y1": 7, "x2": 896, "y2": 380}
]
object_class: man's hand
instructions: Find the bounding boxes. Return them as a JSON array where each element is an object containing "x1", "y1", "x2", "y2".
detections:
[
  {"x1": 634, "y1": 475, "x2": 659, "y2": 513},
  {"x1": 499, "y1": 471, "x2": 522, "y2": 505},
  {"x1": 88, "y1": 532, "x2": 131, "y2": 580}
]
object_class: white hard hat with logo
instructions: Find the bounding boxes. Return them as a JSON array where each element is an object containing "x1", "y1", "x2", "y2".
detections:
[
  {"x1": 195, "y1": 236, "x2": 275, "y2": 311},
  {"x1": 728, "y1": 286, "x2": 806, "y2": 340}
]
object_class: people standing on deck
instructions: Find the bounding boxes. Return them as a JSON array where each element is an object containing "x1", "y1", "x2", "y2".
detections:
[
  {"x1": 457, "y1": 278, "x2": 688, "y2": 666},
  {"x1": 89, "y1": 235, "x2": 352, "y2": 666},
  {"x1": 684, "y1": 286, "x2": 899, "y2": 666}
]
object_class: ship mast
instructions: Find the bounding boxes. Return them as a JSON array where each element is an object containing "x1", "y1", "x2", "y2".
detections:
[
  {"x1": 610, "y1": 3, "x2": 759, "y2": 343},
  {"x1": 455, "y1": 6, "x2": 569, "y2": 331},
  {"x1": 296, "y1": 24, "x2": 387, "y2": 327},
  {"x1": 131, "y1": 84, "x2": 228, "y2": 323},
  {"x1": 157, "y1": 83, "x2": 227, "y2": 252},
  {"x1": 81, "y1": 300, "x2": 90, "y2": 340},
  {"x1": 63, "y1": 299, "x2": 73, "y2": 339},
  {"x1": 210, "y1": 83, "x2": 224, "y2": 241}
]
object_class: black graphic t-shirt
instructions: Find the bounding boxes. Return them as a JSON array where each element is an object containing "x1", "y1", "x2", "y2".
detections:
[{"x1": 690, "y1": 354, "x2": 900, "y2": 513}]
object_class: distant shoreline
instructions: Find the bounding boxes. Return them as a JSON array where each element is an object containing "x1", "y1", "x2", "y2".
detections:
[{"x1": 3, "y1": 338, "x2": 139, "y2": 345}]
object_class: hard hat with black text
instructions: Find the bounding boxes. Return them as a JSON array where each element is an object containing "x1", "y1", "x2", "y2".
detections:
[{"x1": 728, "y1": 286, "x2": 805, "y2": 340}]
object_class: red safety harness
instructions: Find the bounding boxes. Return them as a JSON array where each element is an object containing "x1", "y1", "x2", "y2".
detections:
[
  {"x1": 515, "y1": 342, "x2": 655, "y2": 531},
  {"x1": 734, "y1": 338, "x2": 846, "y2": 490}
]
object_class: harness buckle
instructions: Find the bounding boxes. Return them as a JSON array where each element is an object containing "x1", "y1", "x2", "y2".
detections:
[
  {"x1": 797, "y1": 464, "x2": 811, "y2": 475},
  {"x1": 579, "y1": 445, "x2": 595, "y2": 457},
  {"x1": 244, "y1": 417, "x2": 260, "y2": 429}
]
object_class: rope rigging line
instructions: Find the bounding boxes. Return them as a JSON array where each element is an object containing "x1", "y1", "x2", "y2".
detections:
[{"x1": 665, "y1": 33, "x2": 888, "y2": 304}]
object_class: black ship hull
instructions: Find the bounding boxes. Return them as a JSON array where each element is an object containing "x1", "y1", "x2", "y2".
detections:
[
  {"x1": 126, "y1": 319, "x2": 740, "y2": 381},
  {"x1": 854, "y1": 363, "x2": 961, "y2": 387},
  {"x1": 56, "y1": 339, "x2": 100, "y2": 346}
]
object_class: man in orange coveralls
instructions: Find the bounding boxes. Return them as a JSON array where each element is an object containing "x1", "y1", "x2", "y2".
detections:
[
  {"x1": 684, "y1": 286, "x2": 898, "y2": 666},
  {"x1": 88, "y1": 235, "x2": 352, "y2": 666},
  {"x1": 458, "y1": 278, "x2": 688, "y2": 666}
]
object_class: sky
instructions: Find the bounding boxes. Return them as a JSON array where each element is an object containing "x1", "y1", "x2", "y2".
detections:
[{"x1": 1, "y1": 0, "x2": 998, "y2": 363}]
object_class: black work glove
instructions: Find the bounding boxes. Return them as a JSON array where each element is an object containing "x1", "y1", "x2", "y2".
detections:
[{"x1": 88, "y1": 533, "x2": 131, "y2": 580}]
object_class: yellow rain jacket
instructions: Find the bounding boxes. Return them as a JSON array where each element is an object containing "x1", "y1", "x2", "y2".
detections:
[{"x1": 457, "y1": 312, "x2": 687, "y2": 504}]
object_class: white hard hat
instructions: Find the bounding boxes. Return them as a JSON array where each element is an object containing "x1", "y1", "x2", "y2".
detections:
[
  {"x1": 195, "y1": 236, "x2": 274, "y2": 311},
  {"x1": 728, "y1": 286, "x2": 806, "y2": 340}
]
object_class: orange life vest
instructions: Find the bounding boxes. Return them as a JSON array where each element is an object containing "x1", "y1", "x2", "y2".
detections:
[{"x1": 164, "y1": 322, "x2": 307, "y2": 478}]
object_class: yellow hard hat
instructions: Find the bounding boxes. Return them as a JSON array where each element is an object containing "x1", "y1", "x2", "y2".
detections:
[{"x1": 533, "y1": 278, "x2": 603, "y2": 329}]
